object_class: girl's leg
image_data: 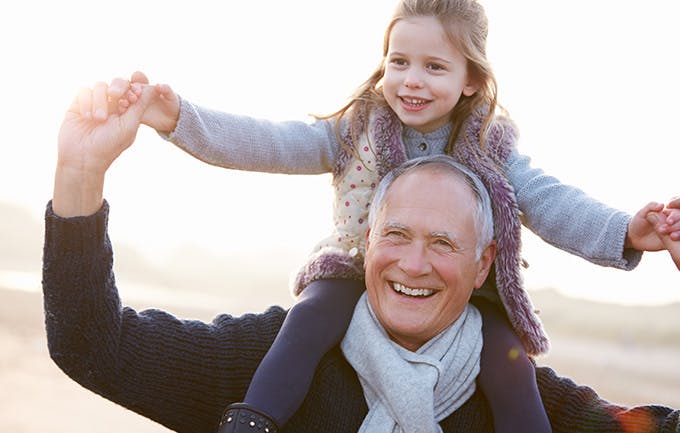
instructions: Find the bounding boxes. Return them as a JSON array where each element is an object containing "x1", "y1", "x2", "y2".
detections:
[
  {"x1": 472, "y1": 297, "x2": 553, "y2": 433},
  {"x1": 243, "y1": 278, "x2": 364, "y2": 426}
]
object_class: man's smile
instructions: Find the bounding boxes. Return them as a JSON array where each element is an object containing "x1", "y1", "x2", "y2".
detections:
[{"x1": 391, "y1": 282, "x2": 436, "y2": 297}]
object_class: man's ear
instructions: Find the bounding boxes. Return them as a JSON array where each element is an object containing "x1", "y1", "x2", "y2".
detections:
[{"x1": 473, "y1": 240, "x2": 496, "y2": 289}]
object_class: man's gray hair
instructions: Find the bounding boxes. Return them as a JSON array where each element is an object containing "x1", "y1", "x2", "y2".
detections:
[{"x1": 368, "y1": 155, "x2": 495, "y2": 259}]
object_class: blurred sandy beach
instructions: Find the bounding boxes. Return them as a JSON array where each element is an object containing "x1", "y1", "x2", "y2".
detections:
[{"x1": 2, "y1": 285, "x2": 680, "y2": 433}]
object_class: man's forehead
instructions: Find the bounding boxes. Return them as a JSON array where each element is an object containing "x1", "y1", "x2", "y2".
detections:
[
  {"x1": 375, "y1": 168, "x2": 476, "y2": 225},
  {"x1": 384, "y1": 168, "x2": 473, "y2": 207},
  {"x1": 390, "y1": 165, "x2": 468, "y2": 191}
]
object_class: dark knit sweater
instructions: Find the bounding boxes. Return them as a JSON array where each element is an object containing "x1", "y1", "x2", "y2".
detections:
[{"x1": 42, "y1": 201, "x2": 680, "y2": 433}]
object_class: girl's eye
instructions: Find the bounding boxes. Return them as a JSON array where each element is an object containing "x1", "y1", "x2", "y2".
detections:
[
  {"x1": 427, "y1": 63, "x2": 444, "y2": 71},
  {"x1": 389, "y1": 58, "x2": 408, "y2": 67}
]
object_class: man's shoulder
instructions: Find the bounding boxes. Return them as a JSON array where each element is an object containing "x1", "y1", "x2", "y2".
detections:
[{"x1": 209, "y1": 305, "x2": 288, "y2": 339}]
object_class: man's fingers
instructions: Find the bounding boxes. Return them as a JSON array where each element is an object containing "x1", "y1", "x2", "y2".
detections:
[
  {"x1": 77, "y1": 87, "x2": 93, "y2": 119},
  {"x1": 667, "y1": 196, "x2": 680, "y2": 209},
  {"x1": 665, "y1": 207, "x2": 680, "y2": 224},
  {"x1": 107, "y1": 77, "x2": 131, "y2": 99},
  {"x1": 648, "y1": 210, "x2": 680, "y2": 239},
  {"x1": 91, "y1": 81, "x2": 109, "y2": 121},
  {"x1": 664, "y1": 209, "x2": 680, "y2": 239},
  {"x1": 131, "y1": 70, "x2": 149, "y2": 84}
]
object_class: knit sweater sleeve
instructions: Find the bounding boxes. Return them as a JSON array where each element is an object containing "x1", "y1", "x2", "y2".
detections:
[
  {"x1": 42, "y1": 200, "x2": 287, "y2": 433},
  {"x1": 162, "y1": 96, "x2": 341, "y2": 174},
  {"x1": 506, "y1": 148, "x2": 642, "y2": 270},
  {"x1": 537, "y1": 366, "x2": 680, "y2": 432}
]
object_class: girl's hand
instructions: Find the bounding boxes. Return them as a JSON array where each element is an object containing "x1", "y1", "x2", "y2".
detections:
[
  {"x1": 110, "y1": 71, "x2": 180, "y2": 134},
  {"x1": 626, "y1": 202, "x2": 666, "y2": 251}
]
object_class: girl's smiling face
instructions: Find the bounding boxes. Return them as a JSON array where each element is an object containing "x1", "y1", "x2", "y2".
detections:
[{"x1": 382, "y1": 15, "x2": 478, "y2": 133}]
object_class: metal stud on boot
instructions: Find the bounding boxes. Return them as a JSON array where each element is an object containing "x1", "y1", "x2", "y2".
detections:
[{"x1": 217, "y1": 403, "x2": 279, "y2": 433}]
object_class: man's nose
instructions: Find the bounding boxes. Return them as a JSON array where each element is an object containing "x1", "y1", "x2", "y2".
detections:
[{"x1": 398, "y1": 243, "x2": 432, "y2": 276}]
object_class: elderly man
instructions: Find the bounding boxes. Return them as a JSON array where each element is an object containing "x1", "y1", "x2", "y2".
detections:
[
  {"x1": 43, "y1": 86, "x2": 680, "y2": 432},
  {"x1": 340, "y1": 155, "x2": 495, "y2": 433}
]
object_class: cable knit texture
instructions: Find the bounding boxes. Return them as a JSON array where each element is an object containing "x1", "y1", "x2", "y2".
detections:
[{"x1": 43, "y1": 202, "x2": 680, "y2": 433}]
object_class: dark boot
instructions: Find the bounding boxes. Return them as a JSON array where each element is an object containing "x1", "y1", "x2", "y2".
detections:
[{"x1": 217, "y1": 403, "x2": 279, "y2": 433}]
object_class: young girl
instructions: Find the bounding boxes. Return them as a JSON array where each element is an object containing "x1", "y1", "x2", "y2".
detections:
[{"x1": 112, "y1": 0, "x2": 680, "y2": 432}]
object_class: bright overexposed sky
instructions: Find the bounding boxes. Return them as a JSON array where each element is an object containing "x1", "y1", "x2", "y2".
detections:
[{"x1": 1, "y1": 0, "x2": 679, "y2": 305}]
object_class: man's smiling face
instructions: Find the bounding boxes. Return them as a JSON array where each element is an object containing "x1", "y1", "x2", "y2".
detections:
[{"x1": 364, "y1": 166, "x2": 494, "y2": 351}]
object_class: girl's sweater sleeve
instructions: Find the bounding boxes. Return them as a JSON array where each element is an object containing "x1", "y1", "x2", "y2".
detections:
[
  {"x1": 506, "y1": 149, "x2": 642, "y2": 270},
  {"x1": 164, "y1": 96, "x2": 341, "y2": 175},
  {"x1": 42, "y1": 200, "x2": 286, "y2": 433}
]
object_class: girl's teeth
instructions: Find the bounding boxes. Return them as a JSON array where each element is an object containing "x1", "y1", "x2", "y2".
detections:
[{"x1": 403, "y1": 97, "x2": 427, "y2": 105}]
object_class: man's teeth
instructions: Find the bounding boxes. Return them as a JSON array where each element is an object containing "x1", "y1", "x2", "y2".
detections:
[{"x1": 393, "y1": 283, "x2": 434, "y2": 297}]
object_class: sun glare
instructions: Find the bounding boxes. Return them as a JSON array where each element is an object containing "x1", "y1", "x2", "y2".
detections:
[{"x1": 1, "y1": 0, "x2": 679, "y2": 305}]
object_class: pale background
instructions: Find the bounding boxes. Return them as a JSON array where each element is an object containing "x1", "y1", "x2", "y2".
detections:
[{"x1": 1, "y1": 1, "x2": 679, "y2": 432}]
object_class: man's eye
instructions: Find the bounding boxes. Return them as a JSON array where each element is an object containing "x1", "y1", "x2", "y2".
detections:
[{"x1": 434, "y1": 239, "x2": 453, "y2": 249}]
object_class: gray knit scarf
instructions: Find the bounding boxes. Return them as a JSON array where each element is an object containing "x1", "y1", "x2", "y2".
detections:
[{"x1": 341, "y1": 293, "x2": 483, "y2": 433}]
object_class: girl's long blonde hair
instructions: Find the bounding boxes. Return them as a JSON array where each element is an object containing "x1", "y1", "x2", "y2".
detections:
[{"x1": 320, "y1": 0, "x2": 501, "y2": 156}]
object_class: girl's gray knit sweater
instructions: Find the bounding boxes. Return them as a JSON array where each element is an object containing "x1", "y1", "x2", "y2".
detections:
[{"x1": 166, "y1": 98, "x2": 641, "y2": 270}]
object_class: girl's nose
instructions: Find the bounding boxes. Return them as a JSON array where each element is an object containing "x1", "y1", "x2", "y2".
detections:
[{"x1": 403, "y1": 70, "x2": 424, "y2": 89}]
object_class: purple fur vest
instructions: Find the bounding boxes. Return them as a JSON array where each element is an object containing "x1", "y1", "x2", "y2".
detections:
[{"x1": 294, "y1": 106, "x2": 549, "y2": 356}]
